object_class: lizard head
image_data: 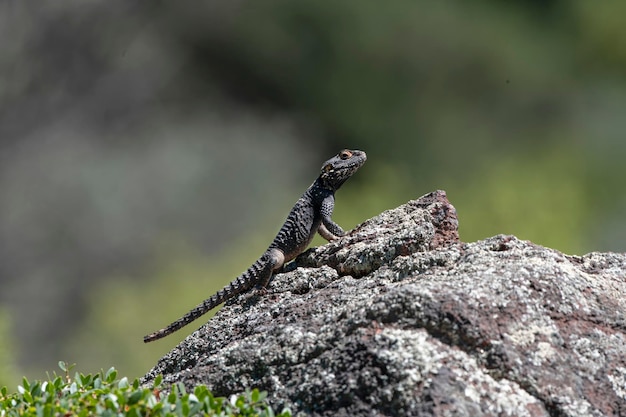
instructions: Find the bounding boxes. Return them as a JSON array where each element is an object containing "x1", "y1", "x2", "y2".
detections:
[{"x1": 320, "y1": 149, "x2": 367, "y2": 191}]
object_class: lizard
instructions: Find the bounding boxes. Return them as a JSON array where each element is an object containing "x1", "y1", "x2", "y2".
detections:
[{"x1": 143, "y1": 149, "x2": 367, "y2": 342}]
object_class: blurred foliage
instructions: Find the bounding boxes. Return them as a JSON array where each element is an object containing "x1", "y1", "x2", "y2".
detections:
[
  {"x1": 567, "y1": 0, "x2": 626, "y2": 71},
  {"x1": 1, "y1": 0, "x2": 625, "y2": 386},
  {"x1": 163, "y1": 0, "x2": 625, "y2": 252},
  {"x1": 0, "y1": 310, "x2": 18, "y2": 388},
  {"x1": 450, "y1": 146, "x2": 590, "y2": 253},
  {"x1": 172, "y1": 0, "x2": 573, "y2": 162}
]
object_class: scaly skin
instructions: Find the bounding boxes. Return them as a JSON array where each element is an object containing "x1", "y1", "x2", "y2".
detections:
[{"x1": 143, "y1": 149, "x2": 366, "y2": 343}]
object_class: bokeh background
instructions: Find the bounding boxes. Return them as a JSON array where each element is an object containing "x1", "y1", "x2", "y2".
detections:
[{"x1": 1, "y1": 0, "x2": 625, "y2": 387}]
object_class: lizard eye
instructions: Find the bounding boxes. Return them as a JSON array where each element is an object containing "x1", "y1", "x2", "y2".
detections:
[{"x1": 339, "y1": 150, "x2": 352, "y2": 160}]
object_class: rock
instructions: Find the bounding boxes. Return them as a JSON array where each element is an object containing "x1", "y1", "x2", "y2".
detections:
[{"x1": 142, "y1": 190, "x2": 626, "y2": 416}]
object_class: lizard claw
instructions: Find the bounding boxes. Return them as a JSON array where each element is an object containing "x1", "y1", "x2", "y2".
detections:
[{"x1": 254, "y1": 286, "x2": 269, "y2": 297}]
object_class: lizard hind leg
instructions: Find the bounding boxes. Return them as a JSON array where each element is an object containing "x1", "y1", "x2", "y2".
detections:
[{"x1": 255, "y1": 248, "x2": 285, "y2": 290}]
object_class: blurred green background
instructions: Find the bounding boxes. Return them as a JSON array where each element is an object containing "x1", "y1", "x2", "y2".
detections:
[{"x1": 1, "y1": 0, "x2": 625, "y2": 387}]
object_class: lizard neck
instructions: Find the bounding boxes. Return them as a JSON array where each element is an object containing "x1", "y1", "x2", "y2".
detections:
[
  {"x1": 314, "y1": 176, "x2": 337, "y2": 193},
  {"x1": 313, "y1": 176, "x2": 335, "y2": 192},
  {"x1": 305, "y1": 177, "x2": 334, "y2": 204}
]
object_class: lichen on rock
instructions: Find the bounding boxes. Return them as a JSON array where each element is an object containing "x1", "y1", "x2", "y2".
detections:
[{"x1": 142, "y1": 190, "x2": 626, "y2": 417}]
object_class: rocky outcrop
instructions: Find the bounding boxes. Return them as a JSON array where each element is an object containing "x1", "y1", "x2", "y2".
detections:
[{"x1": 142, "y1": 190, "x2": 626, "y2": 416}]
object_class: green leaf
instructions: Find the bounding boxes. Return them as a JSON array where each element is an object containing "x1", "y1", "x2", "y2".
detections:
[
  {"x1": 167, "y1": 390, "x2": 176, "y2": 403},
  {"x1": 80, "y1": 373, "x2": 92, "y2": 387},
  {"x1": 22, "y1": 390, "x2": 32, "y2": 403},
  {"x1": 22, "y1": 377, "x2": 30, "y2": 391},
  {"x1": 251, "y1": 388, "x2": 260, "y2": 403},
  {"x1": 117, "y1": 377, "x2": 129, "y2": 390},
  {"x1": 52, "y1": 376, "x2": 63, "y2": 389},
  {"x1": 30, "y1": 381, "x2": 42, "y2": 396},
  {"x1": 127, "y1": 390, "x2": 143, "y2": 406},
  {"x1": 150, "y1": 399, "x2": 163, "y2": 411},
  {"x1": 104, "y1": 367, "x2": 117, "y2": 383}
]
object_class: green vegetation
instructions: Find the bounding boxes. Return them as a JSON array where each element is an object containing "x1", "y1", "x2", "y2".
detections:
[{"x1": 0, "y1": 362, "x2": 289, "y2": 417}]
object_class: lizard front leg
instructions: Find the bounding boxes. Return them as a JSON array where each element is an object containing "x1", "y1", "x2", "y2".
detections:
[
  {"x1": 318, "y1": 195, "x2": 346, "y2": 241},
  {"x1": 318, "y1": 223, "x2": 342, "y2": 241}
]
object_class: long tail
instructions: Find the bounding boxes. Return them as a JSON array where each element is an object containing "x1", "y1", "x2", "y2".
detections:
[{"x1": 143, "y1": 257, "x2": 271, "y2": 343}]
